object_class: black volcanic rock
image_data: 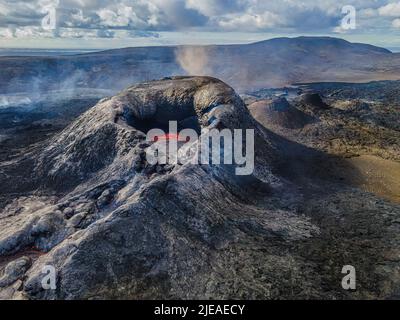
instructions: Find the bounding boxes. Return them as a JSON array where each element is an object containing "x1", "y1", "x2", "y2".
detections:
[
  {"x1": 1, "y1": 77, "x2": 400, "y2": 300},
  {"x1": 299, "y1": 93, "x2": 329, "y2": 110},
  {"x1": 28, "y1": 76, "x2": 275, "y2": 192},
  {"x1": 0, "y1": 77, "x2": 283, "y2": 299}
]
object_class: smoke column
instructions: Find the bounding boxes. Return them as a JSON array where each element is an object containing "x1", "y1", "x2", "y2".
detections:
[{"x1": 175, "y1": 46, "x2": 211, "y2": 76}]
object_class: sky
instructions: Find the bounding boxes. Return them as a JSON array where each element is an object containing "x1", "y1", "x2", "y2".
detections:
[{"x1": 1, "y1": 0, "x2": 400, "y2": 49}]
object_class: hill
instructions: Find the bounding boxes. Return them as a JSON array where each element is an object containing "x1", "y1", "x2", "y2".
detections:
[{"x1": 1, "y1": 36, "x2": 399, "y2": 94}]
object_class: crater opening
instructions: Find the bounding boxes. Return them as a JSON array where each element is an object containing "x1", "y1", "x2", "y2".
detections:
[{"x1": 122, "y1": 102, "x2": 202, "y2": 135}]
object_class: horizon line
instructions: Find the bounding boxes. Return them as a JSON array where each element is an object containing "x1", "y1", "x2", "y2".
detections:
[{"x1": 0, "y1": 35, "x2": 398, "y2": 53}]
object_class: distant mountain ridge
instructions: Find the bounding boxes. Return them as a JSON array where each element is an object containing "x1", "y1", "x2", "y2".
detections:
[
  {"x1": 0, "y1": 36, "x2": 399, "y2": 93},
  {"x1": 251, "y1": 36, "x2": 392, "y2": 54}
]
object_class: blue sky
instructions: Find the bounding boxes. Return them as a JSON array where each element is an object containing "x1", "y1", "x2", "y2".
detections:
[{"x1": 1, "y1": 0, "x2": 400, "y2": 49}]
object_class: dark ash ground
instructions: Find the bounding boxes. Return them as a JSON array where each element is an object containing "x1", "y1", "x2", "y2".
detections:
[{"x1": 0, "y1": 78, "x2": 399, "y2": 299}]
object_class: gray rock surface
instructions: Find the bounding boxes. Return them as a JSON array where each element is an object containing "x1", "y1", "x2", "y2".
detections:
[
  {"x1": 248, "y1": 97, "x2": 313, "y2": 129},
  {"x1": 0, "y1": 256, "x2": 31, "y2": 288},
  {"x1": 0, "y1": 76, "x2": 399, "y2": 300}
]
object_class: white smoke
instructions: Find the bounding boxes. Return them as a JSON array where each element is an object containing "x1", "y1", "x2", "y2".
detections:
[
  {"x1": 175, "y1": 46, "x2": 212, "y2": 76},
  {"x1": 0, "y1": 95, "x2": 32, "y2": 108}
]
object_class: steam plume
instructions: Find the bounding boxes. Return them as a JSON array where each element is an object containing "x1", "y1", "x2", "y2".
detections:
[{"x1": 175, "y1": 46, "x2": 211, "y2": 76}]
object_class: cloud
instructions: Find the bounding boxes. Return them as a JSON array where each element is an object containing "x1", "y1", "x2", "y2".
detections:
[
  {"x1": 185, "y1": 0, "x2": 243, "y2": 16},
  {"x1": 0, "y1": 0, "x2": 398, "y2": 40},
  {"x1": 392, "y1": 18, "x2": 400, "y2": 27},
  {"x1": 0, "y1": 2, "x2": 9, "y2": 15},
  {"x1": 97, "y1": 29, "x2": 115, "y2": 38},
  {"x1": 12, "y1": 26, "x2": 56, "y2": 38},
  {"x1": 217, "y1": 11, "x2": 283, "y2": 31},
  {"x1": 359, "y1": 8, "x2": 377, "y2": 18},
  {"x1": 97, "y1": 7, "x2": 136, "y2": 28},
  {"x1": 378, "y1": 2, "x2": 400, "y2": 16},
  {"x1": 127, "y1": 30, "x2": 160, "y2": 38},
  {"x1": 0, "y1": 27, "x2": 13, "y2": 38},
  {"x1": 64, "y1": 9, "x2": 93, "y2": 27}
]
